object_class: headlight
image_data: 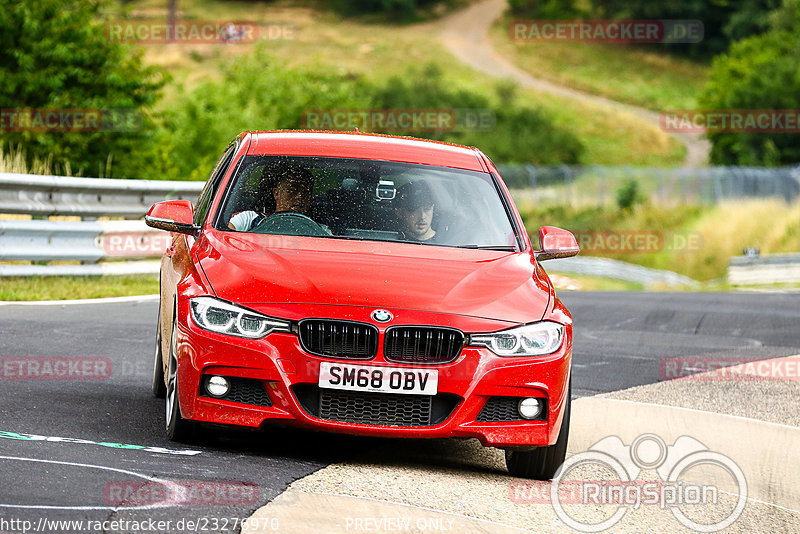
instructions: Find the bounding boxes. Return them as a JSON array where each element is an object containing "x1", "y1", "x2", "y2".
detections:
[
  {"x1": 469, "y1": 321, "x2": 564, "y2": 356},
  {"x1": 189, "y1": 297, "x2": 290, "y2": 339}
]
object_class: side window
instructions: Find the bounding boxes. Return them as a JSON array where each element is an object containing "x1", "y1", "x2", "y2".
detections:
[{"x1": 194, "y1": 145, "x2": 236, "y2": 226}]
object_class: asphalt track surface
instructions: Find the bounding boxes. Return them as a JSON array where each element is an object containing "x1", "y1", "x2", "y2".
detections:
[{"x1": 0, "y1": 291, "x2": 798, "y2": 533}]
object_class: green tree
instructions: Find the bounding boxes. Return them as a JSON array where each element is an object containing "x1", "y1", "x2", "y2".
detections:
[
  {"x1": 591, "y1": 0, "x2": 781, "y2": 58},
  {"x1": 508, "y1": 0, "x2": 585, "y2": 18},
  {"x1": 700, "y1": 26, "x2": 800, "y2": 165},
  {"x1": 0, "y1": 0, "x2": 165, "y2": 177},
  {"x1": 326, "y1": 0, "x2": 445, "y2": 20}
]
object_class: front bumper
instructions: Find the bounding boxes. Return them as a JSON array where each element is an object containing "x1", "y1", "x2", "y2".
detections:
[{"x1": 174, "y1": 302, "x2": 572, "y2": 448}]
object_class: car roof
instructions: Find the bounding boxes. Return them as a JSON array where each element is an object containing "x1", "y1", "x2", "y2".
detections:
[{"x1": 245, "y1": 130, "x2": 487, "y2": 172}]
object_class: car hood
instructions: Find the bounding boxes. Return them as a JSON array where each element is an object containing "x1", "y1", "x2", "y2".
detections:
[{"x1": 196, "y1": 232, "x2": 551, "y2": 324}]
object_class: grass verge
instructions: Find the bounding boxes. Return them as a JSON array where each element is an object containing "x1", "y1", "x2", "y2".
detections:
[
  {"x1": 120, "y1": 0, "x2": 685, "y2": 166},
  {"x1": 490, "y1": 16, "x2": 709, "y2": 111},
  {"x1": 521, "y1": 199, "x2": 800, "y2": 282},
  {"x1": 0, "y1": 275, "x2": 159, "y2": 301},
  {"x1": 548, "y1": 272, "x2": 645, "y2": 291}
]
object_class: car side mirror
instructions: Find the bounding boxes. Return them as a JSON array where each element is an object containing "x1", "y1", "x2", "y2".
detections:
[
  {"x1": 145, "y1": 200, "x2": 200, "y2": 236},
  {"x1": 535, "y1": 226, "x2": 579, "y2": 261}
]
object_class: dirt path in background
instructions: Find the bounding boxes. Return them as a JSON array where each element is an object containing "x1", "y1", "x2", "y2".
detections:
[{"x1": 438, "y1": 0, "x2": 710, "y2": 167}]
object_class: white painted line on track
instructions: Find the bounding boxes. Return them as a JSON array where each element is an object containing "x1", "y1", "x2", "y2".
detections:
[
  {"x1": 597, "y1": 397, "x2": 800, "y2": 431},
  {"x1": 0, "y1": 455, "x2": 182, "y2": 511},
  {"x1": 719, "y1": 489, "x2": 800, "y2": 515},
  {"x1": 0, "y1": 294, "x2": 159, "y2": 306},
  {"x1": 0, "y1": 430, "x2": 202, "y2": 456}
]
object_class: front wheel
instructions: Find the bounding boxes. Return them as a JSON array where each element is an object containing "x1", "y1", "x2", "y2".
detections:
[
  {"x1": 152, "y1": 314, "x2": 166, "y2": 398},
  {"x1": 505, "y1": 380, "x2": 571, "y2": 480},
  {"x1": 165, "y1": 318, "x2": 194, "y2": 442}
]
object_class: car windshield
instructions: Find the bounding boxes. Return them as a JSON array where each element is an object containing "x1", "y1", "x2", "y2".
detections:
[{"x1": 216, "y1": 155, "x2": 521, "y2": 250}]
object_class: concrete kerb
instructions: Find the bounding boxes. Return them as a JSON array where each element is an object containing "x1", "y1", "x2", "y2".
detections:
[{"x1": 246, "y1": 357, "x2": 800, "y2": 532}]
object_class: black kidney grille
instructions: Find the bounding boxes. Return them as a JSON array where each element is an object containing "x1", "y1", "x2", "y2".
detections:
[
  {"x1": 384, "y1": 327, "x2": 464, "y2": 364},
  {"x1": 299, "y1": 320, "x2": 378, "y2": 359},
  {"x1": 319, "y1": 389, "x2": 432, "y2": 427}
]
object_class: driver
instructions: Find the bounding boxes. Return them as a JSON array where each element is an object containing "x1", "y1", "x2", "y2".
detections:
[{"x1": 228, "y1": 167, "x2": 319, "y2": 232}]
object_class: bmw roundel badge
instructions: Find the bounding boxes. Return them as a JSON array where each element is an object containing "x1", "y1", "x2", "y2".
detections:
[{"x1": 371, "y1": 309, "x2": 393, "y2": 323}]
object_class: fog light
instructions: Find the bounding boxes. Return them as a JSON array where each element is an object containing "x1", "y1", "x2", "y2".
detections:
[
  {"x1": 205, "y1": 375, "x2": 230, "y2": 398},
  {"x1": 518, "y1": 397, "x2": 542, "y2": 419}
]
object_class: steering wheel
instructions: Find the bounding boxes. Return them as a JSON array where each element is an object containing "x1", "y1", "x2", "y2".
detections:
[{"x1": 252, "y1": 212, "x2": 329, "y2": 237}]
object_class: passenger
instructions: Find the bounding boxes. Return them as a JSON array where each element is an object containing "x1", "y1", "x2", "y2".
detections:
[{"x1": 394, "y1": 181, "x2": 439, "y2": 242}]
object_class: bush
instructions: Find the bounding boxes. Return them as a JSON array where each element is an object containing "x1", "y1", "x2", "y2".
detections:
[
  {"x1": 369, "y1": 64, "x2": 583, "y2": 164},
  {"x1": 615, "y1": 179, "x2": 641, "y2": 210},
  {"x1": 154, "y1": 56, "x2": 583, "y2": 180},
  {"x1": 153, "y1": 51, "x2": 374, "y2": 180}
]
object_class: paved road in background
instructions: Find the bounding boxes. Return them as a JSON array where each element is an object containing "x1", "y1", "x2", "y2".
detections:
[
  {"x1": 0, "y1": 292, "x2": 798, "y2": 532},
  {"x1": 561, "y1": 291, "x2": 800, "y2": 397},
  {"x1": 438, "y1": 0, "x2": 711, "y2": 167}
]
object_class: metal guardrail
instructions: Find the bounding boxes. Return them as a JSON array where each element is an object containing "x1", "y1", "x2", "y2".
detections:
[
  {"x1": 545, "y1": 256, "x2": 698, "y2": 288},
  {"x1": 501, "y1": 164, "x2": 800, "y2": 205},
  {"x1": 728, "y1": 253, "x2": 800, "y2": 285},
  {"x1": 0, "y1": 220, "x2": 170, "y2": 263},
  {"x1": 0, "y1": 173, "x2": 203, "y2": 276},
  {"x1": 7, "y1": 172, "x2": 790, "y2": 285},
  {"x1": 0, "y1": 173, "x2": 204, "y2": 219}
]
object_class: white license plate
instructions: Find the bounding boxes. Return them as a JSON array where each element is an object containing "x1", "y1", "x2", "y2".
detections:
[{"x1": 318, "y1": 362, "x2": 438, "y2": 395}]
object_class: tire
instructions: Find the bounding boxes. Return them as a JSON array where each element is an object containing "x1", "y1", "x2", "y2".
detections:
[
  {"x1": 165, "y1": 318, "x2": 194, "y2": 442},
  {"x1": 505, "y1": 380, "x2": 571, "y2": 480},
  {"x1": 152, "y1": 313, "x2": 166, "y2": 398}
]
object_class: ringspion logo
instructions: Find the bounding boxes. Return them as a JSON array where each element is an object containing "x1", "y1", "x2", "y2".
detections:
[{"x1": 543, "y1": 434, "x2": 747, "y2": 532}]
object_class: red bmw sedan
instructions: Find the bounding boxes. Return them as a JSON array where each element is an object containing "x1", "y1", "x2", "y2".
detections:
[{"x1": 146, "y1": 131, "x2": 579, "y2": 479}]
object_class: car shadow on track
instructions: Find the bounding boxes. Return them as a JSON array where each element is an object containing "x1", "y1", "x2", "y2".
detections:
[{"x1": 193, "y1": 424, "x2": 508, "y2": 477}]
